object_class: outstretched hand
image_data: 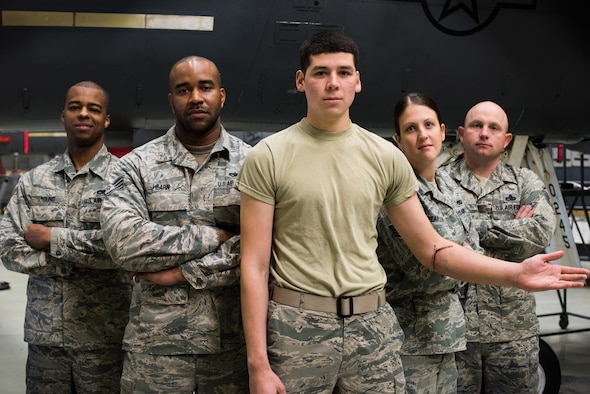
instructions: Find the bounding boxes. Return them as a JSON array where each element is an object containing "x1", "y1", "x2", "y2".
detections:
[{"x1": 516, "y1": 250, "x2": 589, "y2": 291}]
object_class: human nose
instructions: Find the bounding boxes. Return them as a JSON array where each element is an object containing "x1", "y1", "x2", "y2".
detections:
[
  {"x1": 78, "y1": 106, "x2": 90, "y2": 118},
  {"x1": 326, "y1": 73, "x2": 339, "y2": 90},
  {"x1": 189, "y1": 89, "x2": 204, "y2": 104},
  {"x1": 417, "y1": 127, "x2": 428, "y2": 139}
]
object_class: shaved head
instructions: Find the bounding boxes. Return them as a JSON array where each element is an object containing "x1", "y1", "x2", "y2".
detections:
[
  {"x1": 465, "y1": 101, "x2": 509, "y2": 131},
  {"x1": 168, "y1": 56, "x2": 222, "y2": 91}
]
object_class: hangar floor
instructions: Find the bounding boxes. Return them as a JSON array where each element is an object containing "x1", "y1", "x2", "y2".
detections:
[{"x1": 1, "y1": 263, "x2": 589, "y2": 394}]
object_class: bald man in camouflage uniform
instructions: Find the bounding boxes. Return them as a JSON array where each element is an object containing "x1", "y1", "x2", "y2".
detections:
[
  {"x1": 442, "y1": 101, "x2": 556, "y2": 393},
  {"x1": 100, "y1": 56, "x2": 250, "y2": 393},
  {"x1": 0, "y1": 81, "x2": 131, "y2": 393}
]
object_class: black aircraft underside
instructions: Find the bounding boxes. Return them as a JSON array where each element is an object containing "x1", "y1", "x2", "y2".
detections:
[{"x1": 0, "y1": 0, "x2": 588, "y2": 153}]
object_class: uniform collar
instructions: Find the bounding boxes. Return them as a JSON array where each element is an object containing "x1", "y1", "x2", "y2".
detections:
[{"x1": 52, "y1": 145, "x2": 113, "y2": 179}]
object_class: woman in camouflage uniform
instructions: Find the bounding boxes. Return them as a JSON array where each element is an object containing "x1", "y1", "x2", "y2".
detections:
[{"x1": 377, "y1": 92, "x2": 480, "y2": 394}]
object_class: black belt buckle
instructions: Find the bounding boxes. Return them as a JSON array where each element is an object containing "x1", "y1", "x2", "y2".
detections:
[{"x1": 337, "y1": 295, "x2": 354, "y2": 318}]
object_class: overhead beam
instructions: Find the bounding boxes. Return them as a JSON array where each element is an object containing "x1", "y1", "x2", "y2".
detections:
[{"x1": 1, "y1": 10, "x2": 214, "y2": 31}]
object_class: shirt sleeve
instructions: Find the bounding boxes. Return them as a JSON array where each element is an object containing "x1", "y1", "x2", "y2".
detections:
[
  {"x1": 0, "y1": 176, "x2": 71, "y2": 277},
  {"x1": 49, "y1": 227, "x2": 117, "y2": 269},
  {"x1": 179, "y1": 235, "x2": 241, "y2": 289},
  {"x1": 475, "y1": 168, "x2": 556, "y2": 259},
  {"x1": 100, "y1": 155, "x2": 222, "y2": 272}
]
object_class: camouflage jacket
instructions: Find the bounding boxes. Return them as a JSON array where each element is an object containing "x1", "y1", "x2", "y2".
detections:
[
  {"x1": 0, "y1": 145, "x2": 131, "y2": 349},
  {"x1": 443, "y1": 158, "x2": 556, "y2": 342},
  {"x1": 377, "y1": 169, "x2": 478, "y2": 355},
  {"x1": 100, "y1": 126, "x2": 250, "y2": 355}
]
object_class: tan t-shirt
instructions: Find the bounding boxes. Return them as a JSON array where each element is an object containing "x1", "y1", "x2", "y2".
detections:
[{"x1": 236, "y1": 119, "x2": 418, "y2": 297}]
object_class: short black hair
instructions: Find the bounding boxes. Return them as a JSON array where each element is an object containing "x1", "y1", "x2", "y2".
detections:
[
  {"x1": 299, "y1": 30, "x2": 359, "y2": 73},
  {"x1": 66, "y1": 81, "x2": 110, "y2": 111}
]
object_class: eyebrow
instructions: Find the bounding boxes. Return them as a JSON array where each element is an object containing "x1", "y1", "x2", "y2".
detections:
[
  {"x1": 173, "y1": 82, "x2": 190, "y2": 90},
  {"x1": 67, "y1": 100, "x2": 103, "y2": 109},
  {"x1": 174, "y1": 79, "x2": 215, "y2": 89},
  {"x1": 468, "y1": 119, "x2": 502, "y2": 129},
  {"x1": 310, "y1": 65, "x2": 355, "y2": 71}
]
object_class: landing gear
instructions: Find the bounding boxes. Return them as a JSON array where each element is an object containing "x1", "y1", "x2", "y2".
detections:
[{"x1": 538, "y1": 338, "x2": 561, "y2": 394}]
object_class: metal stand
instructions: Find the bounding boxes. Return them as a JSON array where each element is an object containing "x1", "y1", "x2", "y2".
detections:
[
  {"x1": 537, "y1": 148, "x2": 590, "y2": 337},
  {"x1": 538, "y1": 288, "x2": 590, "y2": 336}
]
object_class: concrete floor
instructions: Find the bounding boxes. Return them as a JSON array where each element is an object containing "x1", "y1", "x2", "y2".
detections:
[
  {"x1": 536, "y1": 279, "x2": 590, "y2": 394},
  {"x1": 0, "y1": 265, "x2": 27, "y2": 394},
  {"x1": 1, "y1": 264, "x2": 589, "y2": 394}
]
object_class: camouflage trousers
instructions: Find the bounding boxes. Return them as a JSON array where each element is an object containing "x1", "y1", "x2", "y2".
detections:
[
  {"x1": 401, "y1": 353, "x2": 458, "y2": 394},
  {"x1": 268, "y1": 300, "x2": 405, "y2": 393},
  {"x1": 120, "y1": 346, "x2": 248, "y2": 394},
  {"x1": 26, "y1": 343, "x2": 124, "y2": 394},
  {"x1": 455, "y1": 336, "x2": 539, "y2": 394}
]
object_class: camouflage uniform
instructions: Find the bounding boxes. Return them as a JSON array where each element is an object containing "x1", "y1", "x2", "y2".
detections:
[
  {"x1": 377, "y1": 169, "x2": 480, "y2": 394},
  {"x1": 100, "y1": 126, "x2": 250, "y2": 394},
  {"x1": 0, "y1": 145, "x2": 131, "y2": 394},
  {"x1": 443, "y1": 158, "x2": 556, "y2": 394}
]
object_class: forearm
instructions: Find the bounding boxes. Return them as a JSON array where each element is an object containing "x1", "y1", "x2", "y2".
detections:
[
  {"x1": 1, "y1": 239, "x2": 72, "y2": 277},
  {"x1": 102, "y1": 212, "x2": 221, "y2": 272},
  {"x1": 0, "y1": 211, "x2": 71, "y2": 277},
  {"x1": 476, "y1": 217, "x2": 553, "y2": 257},
  {"x1": 241, "y1": 262, "x2": 272, "y2": 372},
  {"x1": 50, "y1": 227, "x2": 116, "y2": 269},
  {"x1": 100, "y1": 162, "x2": 222, "y2": 271},
  {"x1": 431, "y1": 243, "x2": 519, "y2": 288},
  {"x1": 389, "y1": 196, "x2": 586, "y2": 293},
  {"x1": 180, "y1": 235, "x2": 241, "y2": 289},
  {"x1": 386, "y1": 198, "x2": 519, "y2": 286},
  {"x1": 478, "y1": 174, "x2": 555, "y2": 255},
  {"x1": 429, "y1": 243, "x2": 587, "y2": 293},
  {"x1": 381, "y1": 236, "x2": 460, "y2": 293}
]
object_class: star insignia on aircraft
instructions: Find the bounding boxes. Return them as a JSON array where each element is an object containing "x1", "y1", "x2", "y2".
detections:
[
  {"x1": 420, "y1": 0, "x2": 536, "y2": 36},
  {"x1": 439, "y1": 0, "x2": 479, "y2": 23}
]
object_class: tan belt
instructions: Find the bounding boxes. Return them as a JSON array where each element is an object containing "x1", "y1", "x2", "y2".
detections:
[{"x1": 271, "y1": 286, "x2": 386, "y2": 317}]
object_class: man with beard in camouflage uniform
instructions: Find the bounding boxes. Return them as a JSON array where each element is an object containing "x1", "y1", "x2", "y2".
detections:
[
  {"x1": 100, "y1": 56, "x2": 250, "y2": 393},
  {"x1": 442, "y1": 101, "x2": 556, "y2": 393},
  {"x1": 0, "y1": 81, "x2": 131, "y2": 393}
]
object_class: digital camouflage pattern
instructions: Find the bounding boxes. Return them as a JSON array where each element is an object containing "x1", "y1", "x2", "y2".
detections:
[
  {"x1": 401, "y1": 353, "x2": 458, "y2": 394},
  {"x1": 443, "y1": 158, "x2": 555, "y2": 343},
  {"x1": 454, "y1": 337, "x2": 539, "y2": 393},
  {"x1": 267, "y1": 301, "x2": 406, "y2": 393},
  {"x1": 377, "y1": 169, "x2": 479, "y2": 355},
  {"x1": 120, "y1": 347, "x2": 248, "y2": 393},
  {"x1": 0, "y1": 146, "x2": 131, "y2": 392},
  {"x1": 27, "y1": 345, "x2": 126, "y2": 393},
  {"x1": 443, "y1": 158, "x2": 555, "y2": 393},
  {"x1": 0, "y1": 145, "x2": 130, "y2": 348},
  {"x1": 100, "y1": 126, "x2": 250, "y2": 391},
  {"x1": 377, "y1": 168, "x2": 480, "y2": 393}
]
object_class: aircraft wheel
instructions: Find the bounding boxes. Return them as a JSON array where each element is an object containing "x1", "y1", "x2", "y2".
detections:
[{"x1": 538, "y1": 337, "x2": 561, "y2": 394}]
